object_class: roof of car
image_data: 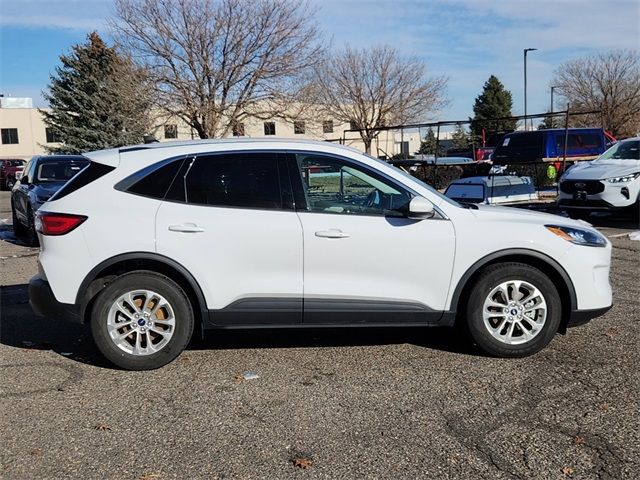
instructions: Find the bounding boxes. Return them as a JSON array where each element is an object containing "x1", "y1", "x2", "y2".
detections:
[
  {"x1": 118, "y1": 137, "x2": 360, "y2": 154},
  {"x1": 32, "y1": 155, "x2": 88, "y2": 162}
]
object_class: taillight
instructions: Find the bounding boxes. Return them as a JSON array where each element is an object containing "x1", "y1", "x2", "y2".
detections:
[{"x1": 36, "y1": 212, "x2": 87, "y2": 236}]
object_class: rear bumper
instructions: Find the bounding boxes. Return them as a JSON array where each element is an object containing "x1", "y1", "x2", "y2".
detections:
[
  {"x1": 29, "y1": 275, "x2": 82, "y2": 323},
  {"x1": 567, "y1": 305, "x2": 612, "y2": 328}
]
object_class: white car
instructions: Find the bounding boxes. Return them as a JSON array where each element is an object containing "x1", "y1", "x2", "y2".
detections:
[
  {"x1": 29, "y1": 139, "x2": 613, "y2": 370},
  {"x1": 558, "y1": 138, "x2": 640, "y2": 218}
]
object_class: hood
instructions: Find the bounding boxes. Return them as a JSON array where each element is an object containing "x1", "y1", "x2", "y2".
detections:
[
  {"x1": 562, "y1": 159, "x2": 640, "y2": 181},
  {"x1": 471, "y1": 204, "x2": 590, "y2": 229}
]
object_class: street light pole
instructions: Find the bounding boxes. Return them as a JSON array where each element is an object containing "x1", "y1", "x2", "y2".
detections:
[
  {"x1": 550, "y1": 86, "x2": 557, "y2": 128},
  {"x1": 524, "y1": 48, "x2": 538, "y2": 131}
]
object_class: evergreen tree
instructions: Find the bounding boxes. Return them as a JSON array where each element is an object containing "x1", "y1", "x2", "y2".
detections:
[
  {"x1": 538, "y1": 112, "x2": 555, "y2": 130},
  {"x1": 41, "y1": 32, "x2": 152, "y2": 153},
  {"x1": 416, "y1": 127, "x2": 444, "y2": 156},
  {"x1": 470, "y1": 75, "x2": 517, "y2": 139},
  {"x1": 450, "y1": 124, "x2": 470, "y2": 148}
]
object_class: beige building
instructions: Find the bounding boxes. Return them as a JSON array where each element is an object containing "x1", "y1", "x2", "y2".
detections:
[{"x1": 0, "y1": 98, "x2": 422, "y2": 160}]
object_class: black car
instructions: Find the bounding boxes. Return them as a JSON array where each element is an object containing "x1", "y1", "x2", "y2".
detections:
[{"x1": 11, "y1": 155, "x2": 89, "y2": 244}]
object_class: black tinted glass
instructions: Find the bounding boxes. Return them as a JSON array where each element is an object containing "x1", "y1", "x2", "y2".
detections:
[
  {"x1": 35, "y1": 160, "x2": 89, "y2": 182},
  {"x1": 50, "y1": 161, "x2": 114, "y2": 201},
  {"x1": 185, "y1": 153, "x2": 282, "y2": 209},
  {"x1": 128, "y1": 159, "x2": 184, "y2": 199}
]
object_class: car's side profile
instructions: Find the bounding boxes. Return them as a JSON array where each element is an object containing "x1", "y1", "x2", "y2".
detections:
[
  {"x1": 11, "y1": 155, "x2": 89, "y2": 245},
  {"x1": 558, "y1": 138, "x2": 640, "y2": 218},
  {"x1": 29, "y1": 139, "x2": 613, "y2": 370}
]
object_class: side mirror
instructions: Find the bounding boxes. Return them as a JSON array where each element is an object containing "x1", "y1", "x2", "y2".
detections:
[{"x1": 408, "y1": 196, "x2": 435, "y2": 220}]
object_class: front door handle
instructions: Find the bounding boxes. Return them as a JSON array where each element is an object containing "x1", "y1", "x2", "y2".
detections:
[
  {"x1": 168, "y1": 223, "x2": 205, "y2": 233},
  {"x1": 315, "y1": 229, "x2": 350, "y2": 239}
]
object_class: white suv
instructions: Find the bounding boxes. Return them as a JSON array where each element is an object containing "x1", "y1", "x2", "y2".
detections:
[
  {"x1": 559, "y1": 138, "x2": 640, "y2": 218},
  {"x1": 29, "y1": 139, "x2": 613, "y2": 370}
]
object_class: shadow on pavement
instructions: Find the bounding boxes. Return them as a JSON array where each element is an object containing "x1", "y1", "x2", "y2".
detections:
[{"x1": 1, "y1": 284, "x2": 477, "y2": 370}]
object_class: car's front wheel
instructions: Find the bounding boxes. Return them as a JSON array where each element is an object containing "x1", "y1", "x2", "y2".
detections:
[
  {"x1": 464, "y1": 263, "x2": 561, "y2": 357},
  {"x1": 90, "y1": 271, "x2": 194, "y2": 370}
]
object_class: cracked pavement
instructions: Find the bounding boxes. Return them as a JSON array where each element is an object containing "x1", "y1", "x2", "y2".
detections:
[{"x1": 1, "y1": 191, "x2": 639, "y2": 479}]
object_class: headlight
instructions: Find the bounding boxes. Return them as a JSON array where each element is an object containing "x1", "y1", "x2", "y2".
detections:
[
  {"x1": 606, "y1": 172, "x2": 640, "y2": 183},
  {"x1": 545, "y1": 225, "x2": 607, "y2": 247}
]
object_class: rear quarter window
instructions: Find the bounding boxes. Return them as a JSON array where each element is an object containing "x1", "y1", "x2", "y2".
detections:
[{"x1": 49, "y1": 160, "x2": 112, "y2": 201}]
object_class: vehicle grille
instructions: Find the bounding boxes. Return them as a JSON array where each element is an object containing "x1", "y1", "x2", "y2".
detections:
[{"x1": 560, "y1": 180, "x2": 604, "y2": 195}]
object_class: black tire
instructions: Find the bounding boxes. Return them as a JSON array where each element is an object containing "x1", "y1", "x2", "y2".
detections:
[
  {"x1": 464, "y1": 262, "x2": 562, "y2": 358},
  {"x1": 12, "y1": 203, "x2": 27, "y2": 237},
  {"x1": 90, "y1": 271, "x2": 194, "y2": 370}
]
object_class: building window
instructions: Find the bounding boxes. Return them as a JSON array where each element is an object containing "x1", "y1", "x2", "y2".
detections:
[
  {"x1": 45, "y1": 128, "x2": 62, "y2": 143},
  {"x1": 322, "y1": 120, "x2": 334, "y2": 134},
  {"x1": 232, "y1": 123, "x2": 245, "y2": 137},
  {"x1": 264, "y1": 122, "x2": 276, "y2": 136},
  {"x1": 164, "y1": 124, "x2": 178, "y2": 139},
  {"x1": 1, "y1": 128, "x2": 19, "y2": 145},
  {"x1": 349, "y1": 120, "x2": 359, "y2": 131},
  {"x1": 294, "y1": 121, "x2": 305, "y2": 135}
]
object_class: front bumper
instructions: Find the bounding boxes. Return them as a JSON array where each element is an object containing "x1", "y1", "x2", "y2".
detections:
[{"x1": 29, "y1": 275, "x2": 82, "y2": 323}]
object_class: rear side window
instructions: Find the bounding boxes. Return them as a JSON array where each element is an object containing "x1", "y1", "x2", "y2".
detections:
[
  {"x1": 554, "y1": 133, "x2": 603, "y2": 152},
  {"x1": 127, "y1": 159, "x2": 184, "y2": 199},
  {"x1": 184, "y1": 153, "x2": 283, "y2": 209},
  {"x1": 49, "y1": 161, "x2": 114, "y2": 201}
]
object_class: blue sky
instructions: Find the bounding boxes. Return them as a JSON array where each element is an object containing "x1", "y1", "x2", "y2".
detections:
[{"x1": 1, "y1": 0, "x2": 638, "y2": 122}]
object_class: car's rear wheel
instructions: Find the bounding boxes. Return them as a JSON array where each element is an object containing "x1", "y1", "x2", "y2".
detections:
[
  {"x1": 90, "y1": 271, "x2": 194, "y2": 370},
  {"x1": 464, "y1": 263, "x2": 561, "y2": 357}
]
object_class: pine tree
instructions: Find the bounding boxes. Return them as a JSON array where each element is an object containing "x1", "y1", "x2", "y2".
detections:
[
  {"x1": 41, "y1": 32, "x2": 152, "y2": 154},
  {"x1": 416, "y1": 127, "x2": 444, "y2": 156},
  {"x1": 470, "y1": 75, "x2": 517, "y2": 139},
  {"x1": 450, "y1": 124, "x2": 470, "y2": 149}
]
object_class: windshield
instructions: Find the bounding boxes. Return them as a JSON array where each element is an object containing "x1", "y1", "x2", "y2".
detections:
[
  {"x1": 597, "y1": 140, "x2": 640, "y2": 161},
  {"x1": 364, "y1": 153, "x2": 462, "y2": 207},
  {"x1": 4, "y1": 160, "x2": 25, "y2": 167},
  {"x1": 36, "y1": 160, "x2": 89, "y2": 183}
]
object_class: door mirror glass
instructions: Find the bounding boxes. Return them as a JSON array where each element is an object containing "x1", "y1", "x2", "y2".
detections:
[{"x1": 408, "y1": 196, "x2": 435, "y2": 219}]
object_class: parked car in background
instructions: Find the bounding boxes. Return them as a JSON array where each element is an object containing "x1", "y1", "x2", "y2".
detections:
[
  {"x1": 492, "y1": 128, "x2": 616, "y2": 165},
  {"x1": 558, "y1": 137, "x2": 640, "y2": 219},
  {"x1": 29, "y1": 139, "x2": 612, "y2": 370},
  {"x1": 1, "y1": 158, "x2": 26, "y2": 190},
  {"x1": 11, "y1": 155, "x2": 89, "y2": 244}
]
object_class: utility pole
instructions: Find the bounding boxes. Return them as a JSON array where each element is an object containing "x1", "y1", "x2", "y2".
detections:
[{"x1": 524, "y1": 48, "x2": 538, "y2": 131}]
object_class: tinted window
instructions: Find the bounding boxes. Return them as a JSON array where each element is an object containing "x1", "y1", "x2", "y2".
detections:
[
  {"x1": 296, "y1": 153, "x2": 411, "y2": 217},
  {"x1": 128, "y1": 159, "x2": 184, "y2": 199},
  {"x1": 184, "y1": 153, "x2": 283, "y2": 209},
  {"x1": 51, "y1": 161, "x2": 114, "y2": 201},
  {"x1": 493, "y1": 132, "x2": 544, "y2": 164},
  {"x1": 554, "y1": 133, "x2": 602, "y2": 152}
]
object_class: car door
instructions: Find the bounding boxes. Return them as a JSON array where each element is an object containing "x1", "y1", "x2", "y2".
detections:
[
  {"x1": 155, "y1": 151, "x2": 303, "y2": 326},
  {"x1": 290, "y1": 152, "x2": 456, "y2": 324},
  {"x1": 12, "y1": 159, "x2": 35, "y2": 224}
]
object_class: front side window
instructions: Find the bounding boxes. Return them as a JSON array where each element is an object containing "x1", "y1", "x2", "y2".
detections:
[
  {"x1": 1, "y1": 128, "x2": 19, "y2": 144},
  {"x1": 184, "y1": 153, "x2": 283, "y2": 209},
  {"x1": 296, "y1": 153, "x2": 412, "y2": 217}
]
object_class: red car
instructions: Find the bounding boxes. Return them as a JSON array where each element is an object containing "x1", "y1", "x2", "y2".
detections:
[{"x1": 1, "y1": 159, "x2": 26, "y2": 190}]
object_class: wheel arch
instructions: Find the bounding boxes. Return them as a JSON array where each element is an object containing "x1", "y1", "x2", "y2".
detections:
[
  {"x1": 450, "y1": 249, "x2": 577, "y2": 333},
  {"x1": 76, "y1": 252, "x2": 208, "y2": 334}
]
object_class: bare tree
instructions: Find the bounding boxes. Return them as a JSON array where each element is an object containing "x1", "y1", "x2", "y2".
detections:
[
  {"x1": 553, "y1": 50, "x2": 640, "y2": 138},
  {"x1": 112, "y1": 0, "x2": 322, "y2": 138},
  {"x1": 312, "y1": 46, "x2": 448, "y2": 154}
]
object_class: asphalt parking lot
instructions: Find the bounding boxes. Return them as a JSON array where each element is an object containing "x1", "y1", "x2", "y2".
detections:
[{"x1": 1, "y1": 190, "x2": 639, "y2": 480}]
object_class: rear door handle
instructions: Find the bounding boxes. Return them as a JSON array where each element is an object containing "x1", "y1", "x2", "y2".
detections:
[
  {"x1": 315, "y1": 229, "x2": 350, "y2": 239},
  {"x1": 168, "y1": 223, "x2": 205, "y2": 233}
]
